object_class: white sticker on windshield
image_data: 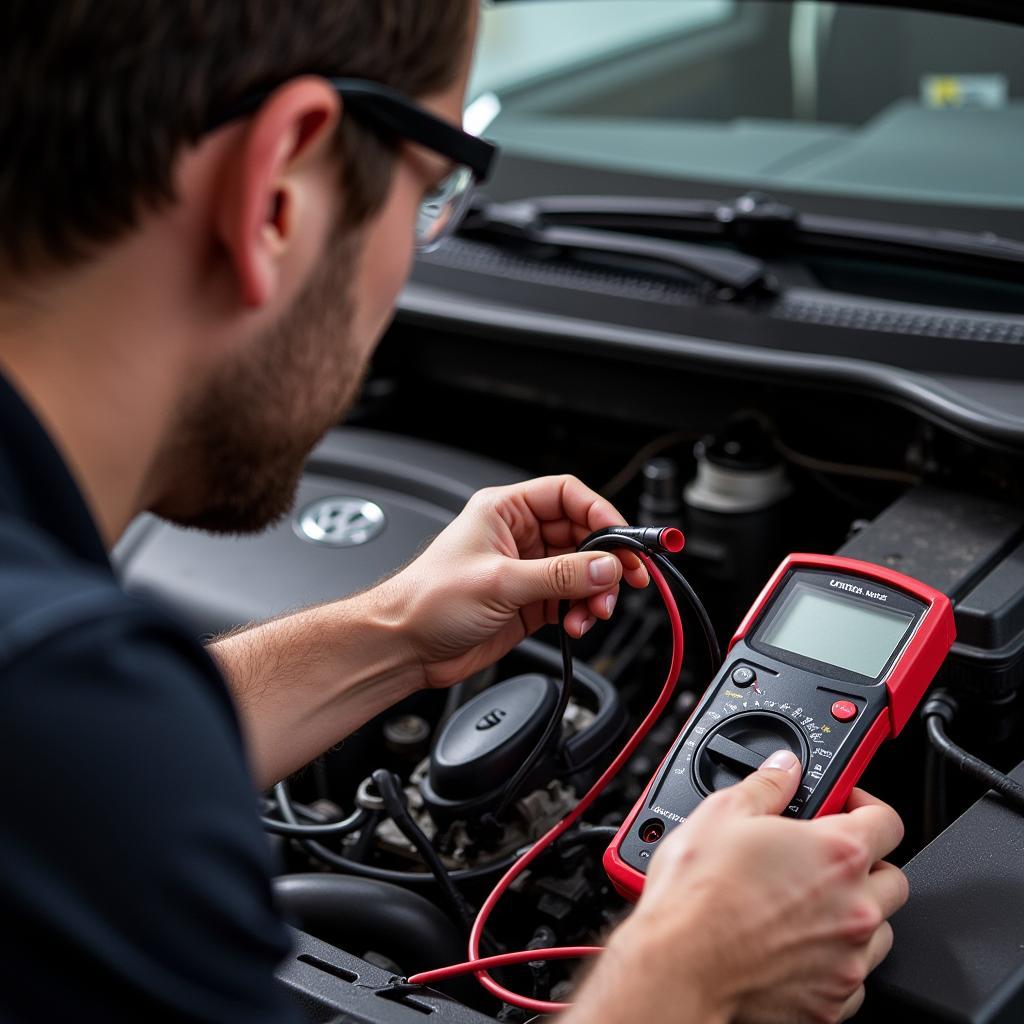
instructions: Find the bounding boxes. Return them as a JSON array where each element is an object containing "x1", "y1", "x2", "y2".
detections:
[{"x1": 921, "y1": 74, "x2": 1008, "y2": 110}]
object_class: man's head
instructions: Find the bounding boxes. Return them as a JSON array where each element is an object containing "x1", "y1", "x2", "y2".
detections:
[{"x1": 0, "y1": 1, "x2": 480, "y2": 535}]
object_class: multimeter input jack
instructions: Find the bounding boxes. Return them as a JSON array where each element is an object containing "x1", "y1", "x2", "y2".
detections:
[{"x1": 638, "y1": 819, "x2": 665, "y2": 843}]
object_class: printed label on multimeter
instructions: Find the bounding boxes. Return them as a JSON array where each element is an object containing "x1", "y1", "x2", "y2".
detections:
[{"x1": 603, "y1": 554, "x2": 956, "y2": 902}]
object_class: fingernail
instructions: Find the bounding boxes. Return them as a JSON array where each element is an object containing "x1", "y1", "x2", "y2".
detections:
[
  {"x1": 761, "y1": 749, "x2": 799, "y2": 772},
  {"x1": 604, "y1": 592, "x2": 617, "y2": 617},
  {"x1": 580, "y1": 616, "x2": 597, "y2": 637},
  {"x1": 589, "y1": 556, "x2": 618, "y2": 586}
]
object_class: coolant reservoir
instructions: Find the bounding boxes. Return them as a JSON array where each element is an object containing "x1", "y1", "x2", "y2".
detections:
[{"x1": 683, "y1": 417, "x2": 792, "y2": 628}]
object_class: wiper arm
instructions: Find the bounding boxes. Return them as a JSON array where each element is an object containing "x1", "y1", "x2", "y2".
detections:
[
  {"x1": 459, "y1": 197, "x2": 778, "y2": 301},
  {"x1": 468, "y1": 192, "x2": 1024, "y2": 283},
  {"x1": 796, "y1": 209, "x2": 1024, "y2": 279}
]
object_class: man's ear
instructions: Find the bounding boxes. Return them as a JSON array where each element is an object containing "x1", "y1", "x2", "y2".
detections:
[{"x1": 215, "y1": 77, "x2": 341, "y2": 309}]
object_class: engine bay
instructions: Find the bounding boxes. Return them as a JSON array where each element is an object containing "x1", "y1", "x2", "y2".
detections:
[{"x1": 118, "y1": 361, "x2": 1024, "y2": 1022}]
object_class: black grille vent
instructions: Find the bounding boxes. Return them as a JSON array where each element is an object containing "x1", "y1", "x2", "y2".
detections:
[
  {"x1": 421, "y1": 239, "x2": 700, "y2": 305},
  {"x1": 421, "y1": 239, "x2": 1024, "y2": 346},
  {"x1": 774, "y1": 296, "x2": 1024, "y2": 345}
]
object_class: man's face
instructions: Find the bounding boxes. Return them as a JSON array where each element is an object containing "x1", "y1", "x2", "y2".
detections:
[{"x1": 154, "y1": 40, "x2": 474, "y2": 534}]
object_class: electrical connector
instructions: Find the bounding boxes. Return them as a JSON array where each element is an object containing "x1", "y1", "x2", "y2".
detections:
[{"x1": 586, "y1": 525, "x2": 685, "y2": 553}]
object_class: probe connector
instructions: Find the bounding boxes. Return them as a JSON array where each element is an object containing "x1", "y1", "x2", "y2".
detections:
[{"x1": 586, "y1": 525, "x2": 685, "y2": 553}]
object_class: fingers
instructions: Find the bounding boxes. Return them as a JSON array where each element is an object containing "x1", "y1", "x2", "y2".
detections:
[
  {"x1": 835, "y1": 797, "x2": 905, "y2": 865},
  {"x1": 837, "y1": 984, "x2": 866, "y2": 1022},
  {"x1": 564, "y1": 521, "x2": 647, "y2": 580},
  {"x1": 865, "y1": 920, "x2": 895, "y2": 973},
  {"x1": 517, "y1": 475, "x2": 627, "y2": 533},
  {"x1": 866, "y1": 862, "x2": 909, "y2": 920},
  {"x1": 538, "y1": 505, "x2": 649, "y2": 588},
  {"x1": 564, "y1": 602, "x2": 597, "y2": 638},
  {"x1": 836, "y1": 924, "x2": 893, "y2": 1023},
  {"x1": 586, "y1": 586, "x2": 619, "y2": 622},
  {"x1": 481, "y1": 477, "x2": 658, "y2": 632},
  {"x1": 622, "y1": 560, "x2": 651, "y2": 589},
  {"x1": 836, "y1": 924, "x2": 892, "y2": 1023},
  {"x1": 562, "y1": 583, "x2": 620, "y2": 638},
  {"x1": 504, "y1": 551, "x2": 624, "y2": 612},
  {"x1": 694, "y1": 749, "x2": 803, "y2": 820},
  {"x1": 491, "y1": 477, "x2": 652, "y2": 591},
  {"x1": 505, "y1": 476, "x2": 651, "y2": 584},
  {"x1": 844, "y1": 787, "x2": 886, "y2": 812}
]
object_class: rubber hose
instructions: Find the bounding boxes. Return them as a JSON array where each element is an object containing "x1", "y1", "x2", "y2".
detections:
[{"x1": 273, "y1": 873, "x2": 466, "y2": 973}]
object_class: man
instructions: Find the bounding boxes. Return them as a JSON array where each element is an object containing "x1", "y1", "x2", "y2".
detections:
[{"x1": 0, "y1": 3, "x2": 906, "y2": 1021}]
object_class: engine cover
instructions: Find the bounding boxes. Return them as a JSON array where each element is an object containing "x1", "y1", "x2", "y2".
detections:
[{"x1": 115, "y1": 427, "x2": 521, "y2": 634}]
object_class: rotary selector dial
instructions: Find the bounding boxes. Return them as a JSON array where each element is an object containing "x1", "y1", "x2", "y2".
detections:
[{"x1": 694, "y1": 711, "x2": 808, "y2": 795}]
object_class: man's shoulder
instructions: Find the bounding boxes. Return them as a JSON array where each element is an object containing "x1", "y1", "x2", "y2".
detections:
[
  {"x1": 0, "y1": 521, "x2": 300, "y2": 1022},
  {"x1": 0, "y1": 509, "x2": 129, "y2": 613},
  {"x1": 0, "y1": 510, "x2": 254, "y2": 840}
]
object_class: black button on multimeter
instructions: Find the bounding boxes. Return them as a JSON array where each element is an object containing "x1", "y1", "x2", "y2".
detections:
[{"x1": 730, "y1": 666, "x2": 756, "y2": 687}]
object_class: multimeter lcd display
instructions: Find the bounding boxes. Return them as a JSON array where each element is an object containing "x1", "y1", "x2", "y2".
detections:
[{"x1": 761, "y1": 582, "x2": 914, "y2": 677}]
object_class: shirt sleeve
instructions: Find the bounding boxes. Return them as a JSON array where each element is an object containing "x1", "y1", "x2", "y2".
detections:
[{"x1": 0, "y1": 609, "x2": 302, "y2": 1023}]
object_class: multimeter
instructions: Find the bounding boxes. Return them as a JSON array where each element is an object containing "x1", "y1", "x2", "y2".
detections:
[{"x1": 603, "y1": 553, "x2": 956, "y2": 902}]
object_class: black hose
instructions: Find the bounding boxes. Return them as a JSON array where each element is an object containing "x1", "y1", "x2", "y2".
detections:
[
  {"x1": 262, "y1": 790, "x2": 368, "y2": 837},
  {"x1": 274, "y1": 779, "x2": 514, "y2": 885},
  {"x1": 553, "y1": 825, "x2": 618, "y2": 851},
  {"x1": 295, "y1": 831, "x2": 519, "y2": 886},
  {"x1": 278, "y1": 790, "x2": 615, "y2": 912},
  {"x1": 272, "y1": 873, "x2": 484, "y2": 1008},
  {"x1": 292, "y1": 823, "x2": 609, "y2": 888},
  {"x1": 273, "y1": 873, "x2": 466, "y2": 972},
  {"x1": 372, "y1": 769, "x2": 476, "y2": 931},
  {"x1": 346, "y1": 808, "x2": 383, "y2": 863},
  {"x1": 923, "y1": 693, "x2": 1024, "y2": 816},
  {"x1": 274, "y1": 782, "x2": 303, "y2": 827}
]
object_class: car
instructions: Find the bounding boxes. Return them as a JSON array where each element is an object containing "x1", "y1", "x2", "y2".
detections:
[{"x1": 119, "y1": 1, "x2": 1024, "y2": 1021}]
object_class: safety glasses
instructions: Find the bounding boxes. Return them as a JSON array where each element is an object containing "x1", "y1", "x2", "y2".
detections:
[{"x1": 207, "y1": 77, "x2": 498, "y2": 253}]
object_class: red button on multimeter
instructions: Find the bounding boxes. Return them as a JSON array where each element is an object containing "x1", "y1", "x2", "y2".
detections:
[
  {"x1": 603, "y1": 553, "x2": 955, "y2": 902},
  {"x1": 831, "y1": 700, "x2": 858, "y2": 722}
]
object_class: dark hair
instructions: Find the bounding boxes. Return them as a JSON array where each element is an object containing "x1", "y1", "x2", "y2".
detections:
[{"x1": 0, "y1": 1, "x2": 474, "y2": 272}]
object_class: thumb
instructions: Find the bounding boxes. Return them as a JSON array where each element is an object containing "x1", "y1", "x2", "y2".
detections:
[
  {"x1": 504, "y1": 552, "x2": 622, "y2": 606},
  {"x1": 715, "y1": 749, "x2": 803, "y2": 818}
]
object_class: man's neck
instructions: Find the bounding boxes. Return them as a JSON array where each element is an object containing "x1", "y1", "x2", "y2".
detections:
[{"x1": 0, "y1": 253, "x2": 192, "y2": 547}]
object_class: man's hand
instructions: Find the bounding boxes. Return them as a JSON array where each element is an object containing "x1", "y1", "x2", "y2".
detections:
[
  {"x1": 380, "y1": 475, "x2": 649, "y2": 689},
  {"x1": 567, "y1": 753, "x2": 909, "y2": 1024},
  {"x1": 212, "y1": 474, "x2": 647, "y2": 785}
]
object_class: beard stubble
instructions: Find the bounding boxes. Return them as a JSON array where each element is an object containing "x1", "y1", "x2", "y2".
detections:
[{"x1": 152, "y1": 225, "x2": 371, "y2": 534}]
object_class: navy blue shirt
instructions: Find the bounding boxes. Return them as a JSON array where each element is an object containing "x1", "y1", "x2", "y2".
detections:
[{"x1": 0, "y1": 373, "x2": 299, "y2": 1021}]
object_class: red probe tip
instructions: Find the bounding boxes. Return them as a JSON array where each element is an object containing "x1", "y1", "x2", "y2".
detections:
[{"x1": 659, "y1": 528, "x2": 685, "y2": 553}]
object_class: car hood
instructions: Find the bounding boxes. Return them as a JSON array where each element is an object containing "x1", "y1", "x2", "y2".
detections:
[{"x1": 491, "y1": 0, "x2": 1024, "y2": 29}]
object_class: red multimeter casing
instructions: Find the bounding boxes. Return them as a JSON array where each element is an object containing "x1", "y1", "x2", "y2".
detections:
[{"x1": 603, "y1": 554, "x2": 956, "y2": 902}]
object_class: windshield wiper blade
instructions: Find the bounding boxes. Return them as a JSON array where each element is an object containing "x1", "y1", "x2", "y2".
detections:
[
  {"x1": 793, "y1": 209, "x2": 1024, "y2": 277},
  {"x1": 459, "y1": 197, "x2": 778, "y2": 301},
  {"x1": 468, "y1": 192, "x2": 1024, "y2": 283}
]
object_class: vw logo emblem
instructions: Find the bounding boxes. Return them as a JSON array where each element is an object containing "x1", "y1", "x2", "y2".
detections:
[
  {"x1": 294, "y1": 496, "x2": 386, "y2": 547},
  {"x1": 475, "y1": 708, "x2": 507, "y2": 731}
]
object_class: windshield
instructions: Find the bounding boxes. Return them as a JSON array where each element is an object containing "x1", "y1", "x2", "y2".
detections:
[{"x1": 468, "y1": 1, "x2": 1024, "y2": 212}]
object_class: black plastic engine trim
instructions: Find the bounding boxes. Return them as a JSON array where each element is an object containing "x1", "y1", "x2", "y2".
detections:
[{"x1": 398, "y1": 281, "x2": 1024, "y2": 448}]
